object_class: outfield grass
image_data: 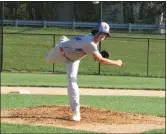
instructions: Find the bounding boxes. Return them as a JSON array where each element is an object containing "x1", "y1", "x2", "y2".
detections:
[
  {"x1": 2, "y1": 94, "x2": 165, "y2": 117},
  {"x1": 1, "y1": 72, "x2": 165, "y2": 90},
  {"x1": 3, "y1": 26, "x2": 166, "y2": 38},
  {"x1": 3, "y1": 26, "x2": 165, "y2": 77}
]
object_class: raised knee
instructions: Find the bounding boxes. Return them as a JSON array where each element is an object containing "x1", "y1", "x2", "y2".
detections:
[{"x1": 46, "y1": 55, "x2": 54, "y2": 63}]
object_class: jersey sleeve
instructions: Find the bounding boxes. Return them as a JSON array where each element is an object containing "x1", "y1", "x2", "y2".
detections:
[{"x1": 84, "y1": 41, "x2": 99, "y2": 55}]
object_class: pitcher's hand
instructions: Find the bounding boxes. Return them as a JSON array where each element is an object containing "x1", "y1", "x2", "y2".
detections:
[{"x1": 116, "y1": 60, "x2": 123, "y2": 67}]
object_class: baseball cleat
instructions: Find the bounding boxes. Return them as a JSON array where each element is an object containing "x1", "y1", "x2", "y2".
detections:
[{"x1": 72, "y1": 112, "x2": 81, "y2": 121}]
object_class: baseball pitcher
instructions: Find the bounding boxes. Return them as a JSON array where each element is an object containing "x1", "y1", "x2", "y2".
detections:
[{"x1": 46, "y1": 22, "x2": 123, "y2": 121}]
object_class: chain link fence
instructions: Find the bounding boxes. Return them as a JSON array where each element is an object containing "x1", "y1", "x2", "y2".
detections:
[{"x1": 3, "y1": 33, "x2": 165, "y2": 78}]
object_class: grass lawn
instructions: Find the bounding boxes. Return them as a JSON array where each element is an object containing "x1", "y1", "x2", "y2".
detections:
[
  {"x1": 2, "y1": 26, "x2": 165, "y2": 133},
  {"x1": 2, "y1": 94, "x2": 165, "y2": 117},
  {"x1": 1, "y1": 72, "x2": 165, "y2": 90},
  {"x1": 1, "y1": 123, "x2": 165, "y2": 134},
  {"x1": 3, "y1": 26, "x2": 166, "y2": 38},
  {"x1": 3, "y1": 26, "x2": 165, "y2": 77},
  {"x1": 1, "y1": 123, "x2": 95, "y2": 133},
  {"x1": 142, "y1": 128, "x2": 165, "y2": 134}
]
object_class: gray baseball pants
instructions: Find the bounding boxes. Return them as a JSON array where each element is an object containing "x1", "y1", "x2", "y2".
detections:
[{"x1": 46, "y1": 37, "x2": 80, "y2": 113}]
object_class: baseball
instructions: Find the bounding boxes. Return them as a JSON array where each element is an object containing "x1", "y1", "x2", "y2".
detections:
[{"x1": 92, "y1": 1, "x2": 99, "y2": 4}]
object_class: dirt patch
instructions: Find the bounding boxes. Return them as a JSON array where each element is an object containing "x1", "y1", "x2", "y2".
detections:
[
  {"x1": 1, "y1": 105, "x2": 165, "y2": 133},
  {"x1": 1, "y1": 86, "x2": 165, "y2": 97}
]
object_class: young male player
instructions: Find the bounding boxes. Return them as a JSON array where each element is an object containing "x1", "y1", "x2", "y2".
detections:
[{"x1": 46, "y1": 22, "x2": 123, "y2": 121}]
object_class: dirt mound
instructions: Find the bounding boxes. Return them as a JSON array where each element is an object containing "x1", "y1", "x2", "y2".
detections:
[{"x1": 1, "y1": 105, "x2": 165, "y2": 133}]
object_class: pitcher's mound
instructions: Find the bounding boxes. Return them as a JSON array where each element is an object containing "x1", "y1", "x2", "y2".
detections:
[{"x1": 1, "y1": 105, "x2": 165, "y2": 133}]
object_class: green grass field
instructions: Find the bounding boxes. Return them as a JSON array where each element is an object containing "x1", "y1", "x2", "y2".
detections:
[
  {"x1": 1, "y1": 94, "x2": 165, "y2": 133},
  {"x1": 2, "y1": 72, "x2": 165, "y2": 90},
  {"x1": 3, "y1": 26, "x2": 166, "y2": 38},
  {"x1": 1, "y1": 123, "x2": 95, "y2": 133},
  {"x1": 3, "y1": 26, "x2": 165, "y2": 77},
  {"x1": 142, "y1": 128, "x2": 165, "y2": 134},
  {"x1": 2, "y1": 26, "x2": 166, "y2": 133},
  {"x1": 1, "y1": 123, "x2": 165, "y2": 134},
  {"x1": 3, "y1": 122, "x2": 164, "y2": 134},
  {"x1": 2, "y1": 94, "x2": 165, "y2": 116}
]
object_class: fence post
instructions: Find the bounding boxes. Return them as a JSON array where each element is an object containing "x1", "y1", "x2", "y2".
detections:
[
  {"x1": 43, "y1": 20, "x2": 46, "y2": 28},
  {"x1": 146, "y1": 38, "x2": 150, "y2": 77},
  {"x1": 0, "y1": 2, "x2": 4, "y2": 72},
  {"x1": 72, "y1": 18, "x2": 75, "y2": 30},
  {"x1": 128, "y1": 23, "x2": 131, "y2": 32},
  {"x1": 52, "y1": 34, "x2": 55, "y2": 73},
  {"x1": 98, "y1": 42, "x2": 101, "y2": 75},
  {"x1": 15, "y1": 19, "x2": 18, "y2": 27}
]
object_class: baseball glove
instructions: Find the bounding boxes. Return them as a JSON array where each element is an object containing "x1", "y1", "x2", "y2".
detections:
[{"x1": 100, "y1": 50, "x2": 109, "y2": 59}]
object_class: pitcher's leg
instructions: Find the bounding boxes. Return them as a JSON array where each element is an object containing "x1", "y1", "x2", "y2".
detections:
[{"x1": 66, "y1": 60, "x2": 80, "y2": 114}]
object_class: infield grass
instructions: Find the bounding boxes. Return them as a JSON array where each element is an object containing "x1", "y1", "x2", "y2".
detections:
[
  {"x1": 142, "y1": 129, "x2": 165, "y2": 134},
  {"x1": 1, "y1": 72, "x2": 165, "y2": 90},
  {"x1": 3, "y1": 26, "x2": 165, "y2": 77},
  {"x1": 1, "y1": 123, "x2": 95, "y2": 133},
  {"x1": 1, "y1": 94, "x2": 165, "y2": 133},
  {"x1": 2, "y1": 123, "x2": 165, "y2": 134},
  {"x1": 1, "y1": 123, "x2": 165, "y2": 134},
  {"x1": 2, "y1": 94, "x2": 165, "y2": 117}
]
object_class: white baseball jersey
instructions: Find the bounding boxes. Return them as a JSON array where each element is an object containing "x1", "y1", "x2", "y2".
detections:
[{"x1": 58, "y1": 34, "x2": 99, "y2": 61}]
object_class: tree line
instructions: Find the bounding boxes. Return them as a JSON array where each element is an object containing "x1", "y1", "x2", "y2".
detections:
[{"x1": 1, "y1": 1, "x2": 166, "y2": 24}]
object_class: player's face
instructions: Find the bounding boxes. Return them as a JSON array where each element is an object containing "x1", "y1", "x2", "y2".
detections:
[{"x1": 98, "y1": 32, "x2": 108, "y2": 41}]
